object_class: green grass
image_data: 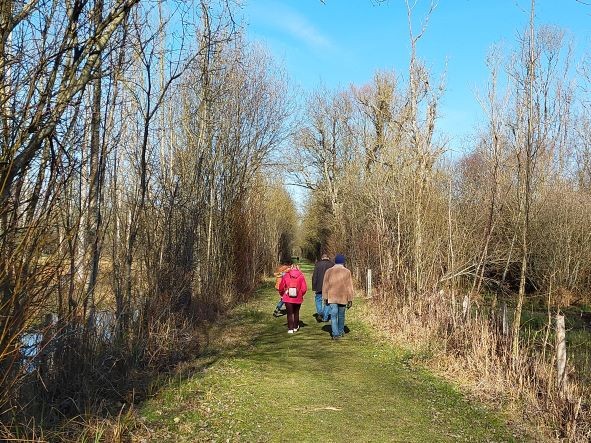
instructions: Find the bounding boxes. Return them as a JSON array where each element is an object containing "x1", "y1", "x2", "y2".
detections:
[{"x1": 137, "y1": 262, "x2": 522, "y2": 442}]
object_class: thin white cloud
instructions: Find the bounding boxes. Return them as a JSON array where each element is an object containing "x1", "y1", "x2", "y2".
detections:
[
  {"x1": 281, "y1": 10, "x2": 334, "y2": 50},
  {"x1": 252, "y1": 2, "x2": 336, "y2": 52}
]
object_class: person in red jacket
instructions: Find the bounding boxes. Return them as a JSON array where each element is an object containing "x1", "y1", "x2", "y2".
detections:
[
  {"x1": 272, "y1": 263, "x2": 291, "y2": 317},
  {"x1": 278, "y1": 262, "x2": 307, "y2": 333}
]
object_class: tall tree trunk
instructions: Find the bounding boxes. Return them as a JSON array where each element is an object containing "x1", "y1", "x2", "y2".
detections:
[
  {"x1": 84, "y1": 0, "x2": 105, "y2": 314},
  {"x1": 512, "y1": 0, "x2": 536, "y2": 359}
]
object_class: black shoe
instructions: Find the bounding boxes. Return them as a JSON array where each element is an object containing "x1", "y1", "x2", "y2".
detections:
[{"x1": 273, "y1": 310, "x2": 280, "y2": 317}]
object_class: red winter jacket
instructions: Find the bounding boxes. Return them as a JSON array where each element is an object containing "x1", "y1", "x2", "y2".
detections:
[{"x1": 279, "y1": 268, "x2": 307, "y2": 304}]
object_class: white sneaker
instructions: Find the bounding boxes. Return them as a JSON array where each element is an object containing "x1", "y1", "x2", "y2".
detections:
[
  {"x1": 287, "y1": 329, "x2": 294, "y2": 334},
  {"x1": 294, "y1": 327, "x2": 299, "y2": 332}
]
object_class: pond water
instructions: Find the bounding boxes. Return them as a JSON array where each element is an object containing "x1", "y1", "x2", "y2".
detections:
[
  {"x1": 19, "y1": 309, "x2": 139, "y2": 370},
  {"x1": 90, "y1": 310, "x2": 116, "y2": 341},
  {"x1": 20, "y1": 331, "x2": 43, "y2": 372}
]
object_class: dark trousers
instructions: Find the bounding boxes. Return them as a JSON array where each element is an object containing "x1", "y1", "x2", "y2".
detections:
[{"x1": 285, "y1": 302, "x2": 301, "y2": 330}]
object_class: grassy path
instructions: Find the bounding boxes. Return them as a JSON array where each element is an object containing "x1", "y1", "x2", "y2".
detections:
[{"x1": 137, "y1": 262, "x2": 519, "y2": 442}]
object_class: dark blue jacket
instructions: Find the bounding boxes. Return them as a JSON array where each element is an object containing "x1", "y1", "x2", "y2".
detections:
[{"x1": 312, "y1": 258, "x2": 334, "y2": 293}]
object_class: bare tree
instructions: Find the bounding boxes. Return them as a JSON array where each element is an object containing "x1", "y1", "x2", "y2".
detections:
[{"x1": 0, "y1": 0, "x2": 139, "y2": 415}]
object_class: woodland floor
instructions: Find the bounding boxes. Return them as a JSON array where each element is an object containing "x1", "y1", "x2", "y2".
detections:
[{"x1": 133, "y1": 262, "x2": 526, "y2": 442}]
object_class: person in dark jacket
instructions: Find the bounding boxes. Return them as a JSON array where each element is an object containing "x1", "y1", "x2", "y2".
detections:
[{"x1": 312, "y1": 254, "x2": 334, "y2": 322}]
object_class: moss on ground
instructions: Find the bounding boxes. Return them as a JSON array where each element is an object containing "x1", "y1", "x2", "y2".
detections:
[{"x1": 136, "y1": 262, "x2": 522, "y2": 442}]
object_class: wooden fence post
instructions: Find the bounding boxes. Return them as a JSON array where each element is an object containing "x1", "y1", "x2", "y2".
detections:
[
  {"x1": 451, "y1": 291, "x2": 457, "y2": 328},
  {"x1": 556, "y1": 312, "x2": 567, "y2": 396},
  {"x1": 367, "y1": 269, "x2": 372, "y2": 298},
  {"x1": 462, "y1": 294, "x2": 470, "y2": 320},
  {"x1": 502, "y1": 302, "x2": 508, "y2": 336}
]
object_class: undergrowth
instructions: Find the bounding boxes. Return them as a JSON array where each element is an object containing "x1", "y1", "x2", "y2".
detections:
[{"x1": 363, "y1": 289, "x2": 591, "y2": 442}]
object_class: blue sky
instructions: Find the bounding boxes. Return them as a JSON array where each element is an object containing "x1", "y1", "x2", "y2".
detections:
[{"x1": 239, "y1": 0, "x2": 591, "y2": 155}]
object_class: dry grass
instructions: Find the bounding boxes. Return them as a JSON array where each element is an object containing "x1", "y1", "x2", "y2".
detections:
[
  {"x1": 363, "y1": 288, "x2": 591, "y2": 442},
  {"x1": 0, "y1": 310, "x2": 207, "y2": 442}
]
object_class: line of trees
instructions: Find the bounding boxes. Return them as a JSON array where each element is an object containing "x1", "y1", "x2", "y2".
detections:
[
  {"x1": 0, "y1": 0, "x2": 296, "y2": 436},
  {"x1": 298, "y1": 2, "x2": 590, "y2": 439}
]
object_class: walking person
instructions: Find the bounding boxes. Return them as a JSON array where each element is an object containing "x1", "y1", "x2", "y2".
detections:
[
  {"x1": 312, "y1": 253, "x2": 334, "y2": 322},
  {"x1": 278, "y1": 262, "x2": 307, "y2": 334},
  {"x1": 322, "y1": 254, "x2": 354, "y2": 340},
  {"x1": 272, "y1": 263, "x2": 291, "y2": 317}
]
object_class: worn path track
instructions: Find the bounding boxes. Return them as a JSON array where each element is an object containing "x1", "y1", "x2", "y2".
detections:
[{"x1": 138, "y1": 262, "x2": 519, "y2": 442}]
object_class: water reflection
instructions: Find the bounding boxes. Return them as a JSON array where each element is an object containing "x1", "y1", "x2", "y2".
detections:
[
  {"x1": 20, "y1": 309, "x2": 140, "y2": 371},
  {"x1": 90, "y1": 310, "x2": 116, "y2": 341},
  {"x1": 21, "y1": 332, "x2": 43, "y2": 372}
]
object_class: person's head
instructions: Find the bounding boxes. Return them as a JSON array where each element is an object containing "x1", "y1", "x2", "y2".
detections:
[
  {"x1": 321, "y1": 253, "x2": 329, "y2": 260},
  {"x1": 335, "y1": 254, "x2": 345, "y2": 265},
  {"x1": 285, "y1": 259, "x2": 298, "y2": 270}
]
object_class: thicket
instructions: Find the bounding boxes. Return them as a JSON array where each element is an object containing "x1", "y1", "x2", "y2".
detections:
[
  {"x1": 298, "y1": 4, "x2": 591, "y2": 441},
  {"x1": 0, "y1": 0, "x2": 296, "y2": 439}
]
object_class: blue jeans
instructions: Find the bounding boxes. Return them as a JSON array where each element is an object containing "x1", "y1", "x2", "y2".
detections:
[
  {"x1": 315, "y1": 293, "x2": 323, "y2": 316},
  {"x1": 275, "y1": 299, "x2": 284, "y2": 311},
  {"x1": 329, "y1": 303, "x2": 346, "y2": 337},
  {"x1": 321, "y1": 302, "x2": 330, "y2": 321}
]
